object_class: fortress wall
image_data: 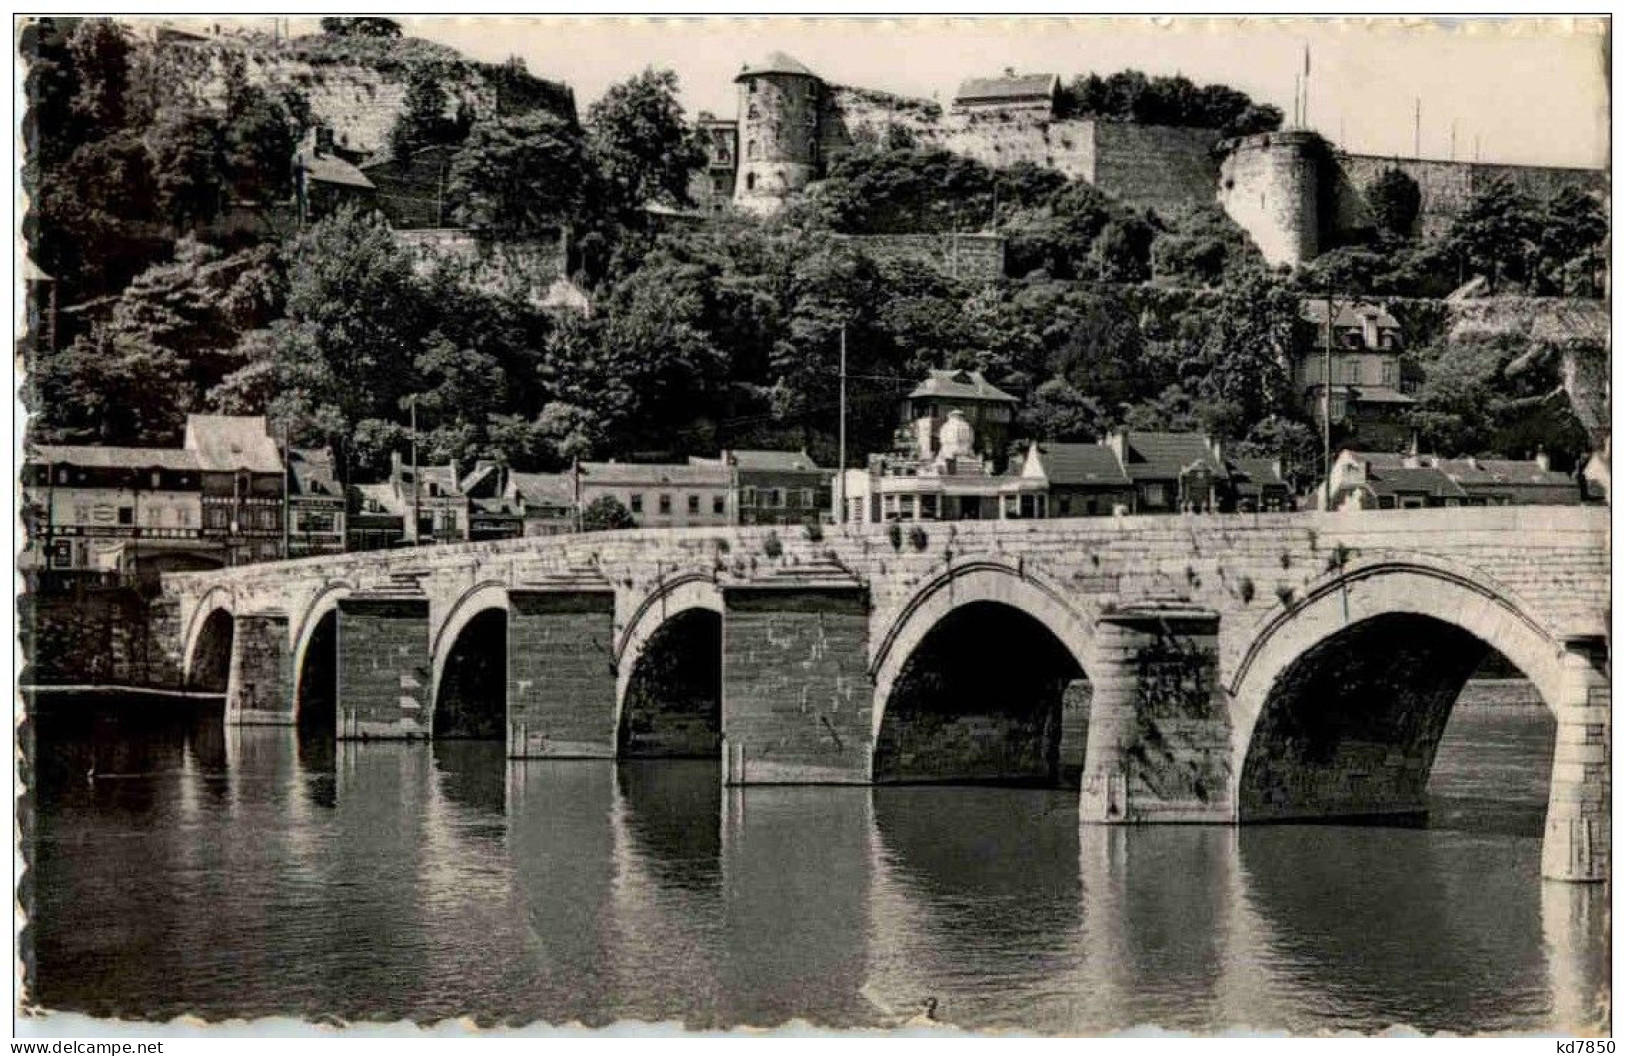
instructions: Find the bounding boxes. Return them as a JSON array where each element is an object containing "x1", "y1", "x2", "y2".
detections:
[
  {"x1": 939, "y1": 112, "x2": 1094, "y2": 181},
  {"x1": 820, "y1": 85, "x2": 947, "y2": 163},
  {"x1": 1090, "y1": 122, "x2": 1223, "y2": 213},
  {"x1": 1340, "y1": 154, "x2": 1608, "y2": 241},
  {"x1": 145, "y1": 38, "x2": 572, "y2": 157}
]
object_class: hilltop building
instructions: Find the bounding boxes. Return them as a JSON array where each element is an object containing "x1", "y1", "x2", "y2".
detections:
[
  {"x1": 1295, "y1": 299, "x2": 1414, "y2": 450},
  {"x1": 705, "y1": 52, "x2": 1605, "y2": 267}
]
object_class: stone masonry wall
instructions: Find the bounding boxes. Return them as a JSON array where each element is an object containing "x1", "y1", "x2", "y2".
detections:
[
  {"x1": 1339, "y1": 153, "x2": 1608, "y2": 242},
  {"x1": 507, "y1": 590, "x2": 617, "y2": 758},
  {"x1": 20, "y1": 586, "x2": 183, "y2": 689},
  {"x1": 721, "y1": 587, "x2": 872, "y2": 783},
  {"x1": 336, "y1": 594, "x2": 431, "y2": 738}
]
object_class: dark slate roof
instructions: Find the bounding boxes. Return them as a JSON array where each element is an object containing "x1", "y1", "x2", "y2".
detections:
[
  {"x1": 736, "y1": 51, "x2": 819, "y2": 82},
  {"x1": 580, "y1": 461, "x2": 732, "y2": 487},
  {"x1": 909, "y1": 369, "x2": 1019, "y2": 404},
  {"x1": 1365, "y1": 465, "x2": 1466, "y2": 498},
  {"x1": 289, "y1": 448, "x2": 341, "y2": 497},
  {"x1": 1120, "y1": 432, "x2": 1224, "y2": 480},
  {"x1": 1229, "y1": 457, "x2": 1286, "y2": 487},
  {"x1": 296, "y1": 148, "x2": 375, "y2": 189},
  {"x1": 184, "y1": 415, "x2": 284, "y2": 473},
  {"x1": 509, "y1": 471, "x2": 575, "y2": 508},
  {"x1": 29, "y1": 444, "x2": 199, "y2": 471},
  {"x1": 1348, "y1": 385, "x2": 1415, "y2": 405},
  {"x1": 955, "y1": 73, "x2": 1058, "y2": 104},
  {"x1": 1299, "y1": 298, "x2": 1401, "y2": 331},
  {"x1": 1033, "y1": 442, "x2": 1129, "y2": 486},
  {"x1": 730, "y1": 449, "x2": 825, "y2": 473},
  {"x1": 1433, "y1": 458, "x2": 1575, "y2": 489}
]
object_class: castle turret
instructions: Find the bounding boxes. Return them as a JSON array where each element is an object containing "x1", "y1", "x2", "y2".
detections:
[
  {"x1": 733, "y1": 51, "x2": 823, "y2": 215},
  {"x1": 1216, "y1": 130, "x2": 1326, "y2": 268}
]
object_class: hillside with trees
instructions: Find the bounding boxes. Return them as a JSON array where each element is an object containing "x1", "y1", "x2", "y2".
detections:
[{"x1": 21, "y1": 18, "x2": 1608, "y2": 495}]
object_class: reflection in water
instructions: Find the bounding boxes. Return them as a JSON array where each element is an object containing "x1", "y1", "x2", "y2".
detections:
[{"x1": 24, "y1": 693, "x2": 1609, "y2": 1033}]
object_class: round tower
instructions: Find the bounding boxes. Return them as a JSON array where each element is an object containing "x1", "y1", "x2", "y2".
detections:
[
  {"x1": 733, "y1": 51, "x2": 823, "y2": 215},
  {"x1": 1216, "y1": 130, "x2": 1325, "y2": 268}
]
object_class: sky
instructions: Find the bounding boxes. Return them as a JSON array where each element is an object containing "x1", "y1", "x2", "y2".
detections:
[{"x1": 218, "y1": 16, "x2": 1609, "y2": 169}]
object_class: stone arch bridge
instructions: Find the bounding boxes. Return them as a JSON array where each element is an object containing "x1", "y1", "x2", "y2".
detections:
[{"x1": 161, "y1": 507, "x2": 1610, "y2": 881}]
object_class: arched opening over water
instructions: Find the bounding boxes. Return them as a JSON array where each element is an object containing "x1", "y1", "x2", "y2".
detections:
[
  {"x1": 618, "y1": 608, "x2": 722, "y2": 758},
  {"x1": 433, "y1": 608, "x2": 508, "y2": 740},
  {"x1": 1237, "y1": 613, "x2": 1551, "y2": 822},
  {"x1": 295, "y1": 609, "x2": 337, "y2": 736},
  {"x1": 874, "y1": 600, "x2": 1088, "y2": 785},
  {"x1": 188, "y1": 609, "x2": 234, "y2": 693}
]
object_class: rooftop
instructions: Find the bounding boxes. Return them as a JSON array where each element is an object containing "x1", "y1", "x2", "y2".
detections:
[
  {"x1": 1119, "y1": 431, "x2": 1225, "y2": 480},
  {"x1": 296, "y1": 147, "x2": 375, "y2": 190},
  {"x1": 1030, "y1": 442, "x2": 1130, "y2": 486},
  {"x1": 184, "y1": 415, "x2": 284, "y2": 474},
  {"x1": 730, "y1": 449, "x2": 825, "y2": 473},
  {"x1": 736, "y1": 51, "x2": 819, "y2": 82},
  {"x1": 954, "y1": 72, "x2": 1059, "y2": 104},
  {"x1": 909, "y1": 369, "x2": 1019, "y2": 404},
  {"x1": 289, "y1": 448, "x2": 341, "y2": 497},
  {"x1": 509, "y1": 471, "x2": 575, "y2": 508},
  {"x1": 1299, "y1": 298, "x2": 1401, "y2": 331},
  {"x1": 29, "y1": 444, "x2": 199, "y2": 472},
  {"x1": 579, "y1": 461, "x2": 733, "y2": 487}
]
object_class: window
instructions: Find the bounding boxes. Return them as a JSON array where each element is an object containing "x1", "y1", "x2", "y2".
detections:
[
  {"x1": 1142, "y1": 483, "x2": 1168, "y2": 509},
  {"x1": 765, "y1": 488, "x2": 783, "y2": 507},
  {"x1": 206, "y1": 507, "x2": 229, "y2": 529},
  {"x1": 687, "y1": 494, "x2": 700, "y2": 514},
  {"x1": 740, "y1": 487, "x2": 756, "y2": 507},
  {"x1": 659, "y1": 494, "x2": 672, "y2": 515},
  {"x1": 630, "y1": 493, "x2": 644, "y2": 514},
  {"x1": 746, "y1": 172, "x2": 757, "y2": 188},
  {"x1": 712, "y1": 495, "x2": 726, "y2": 515},
  {"x1": 919, "y1": 494, "x2": 939, "y2": 519},
  {"x1": 1381, "y1": 359, "x2": 1399, "y2": 386},
  {"x1": 748, "y1": 104, "x2": 761, "y2": 119},
  {"x1": 150, "y1": 471, "x2": 161, "y2": 488},
  {"x1": 117, "y1": 506, "x2": 133, "y2": 525}
]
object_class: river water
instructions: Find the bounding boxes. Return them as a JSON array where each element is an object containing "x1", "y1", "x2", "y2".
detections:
[{"x1": 23, "y1": 689, "x2": 1610, "y2": 1034}]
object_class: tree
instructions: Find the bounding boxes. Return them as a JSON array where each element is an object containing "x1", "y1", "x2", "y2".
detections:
[
  {"x1": 319, "y1": 17, "x2": 403, "y2": 37},
  {"x1": 1019, "y1": 379, "x2": 1107, "y2": 441},
  {"x1": 222, "y1": 84, "x2": 297, "y2": 203},
  {"x1": 1443, "y1": 177, "x2": 1543, "y2": 291},
  {"x1": 388, "y1": 67, "x2": 468, "y2": 162},
  {"x1": 586, "y1": 68, "x2": 705, "y2": 211},
  {"x1": 67, "y1": 19, "x2": 133, "y2": 132},
  {"x1": 146, "y1": 108, "x2": 225, "y2": 227},
  {"x1": 580, "y1": 494, "x2": 635, "y2": 531},
  {"x1": 1538, "y1": 186, "x2": 1607, "y2": 296},
  {"x1": 448, "y1": 111, "x2": 591, "y2": 235},
  {"x1": 1191, "y1": 271, "x2": 1301, "y2": 436},
  {"x1": 1150, "y1": 205, "x2": 1264, "y2": 287},
  {"x1": 1367, "y1": 168, "x2": 1421, "y2": 237}
]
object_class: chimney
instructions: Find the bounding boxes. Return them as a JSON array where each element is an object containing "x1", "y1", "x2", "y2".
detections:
[
  {"x1": 1535, "y1": 447, "x2": 1551, "y2": 472},
  {"x1": 1208, "y1": 436, "x2": 1224, "y2": 464},
  {"x1": 1404, "y1": 428, "x2": 1422, "y2": 468},
  {"x1": 1104, "y1": 430, "x2": 1127, "y2": 467}
]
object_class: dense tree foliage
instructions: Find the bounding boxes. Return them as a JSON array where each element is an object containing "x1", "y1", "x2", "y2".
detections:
[
  {"x1": 388, "y1": 66, "x2": 473, "y2": 162},
  {"x1": 1055, "y1": 70, "x2": 1284, "y2": 136},
  {"x1": 1367, "y1": 167, "x2": 1421, "y2": 237},
  {"x1": 586, "y1": 67, "x2": 706, "y2": 211},
  {"x1": 319, "y1": 17, "x2": 403, "y2": 38},
  {"x1": 447, "y1": 111, "x2": 591, "y2": 235}
]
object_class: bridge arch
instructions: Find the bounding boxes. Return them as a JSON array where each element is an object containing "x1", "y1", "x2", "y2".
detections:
[
  {"x1": 870, "y1": 561, "x2": 1095, "y2": 784},
  {"x1": 290, "y1": 582, "x2": 352, "y2": 732},
  {"x1": 1228, "y1": 555, "x2": 1567, "y2": 821},
  {"x1": 430, "y1": 581, "x2": 511, "y2": 740},
  {"x1": 614, "y1": 572, "x2": 725, "y2": 757},
  {"x1": 180, "y1": 586, "x2": 236, "y2": 687}
]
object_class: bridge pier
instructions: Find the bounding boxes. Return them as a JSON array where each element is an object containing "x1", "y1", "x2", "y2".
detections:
[
  {"x1": 721, "y1": 586, "x2": 873, "y2": 784},
  {"x1": 507, "y1": 588, "x2": 618, "y2": 758},
  {"x1": 1542, "y1": 638, "x2": 1610, "y2": 882},
  {"x1": 1079, "y1": 603, "x2": 1231, "y2": 823},
  {"x1": 224, "y1": 611, "x2": 292, "y2": 725},
  {"x1": 337, "y1": 591, "x2": 431, "y2": 739}
]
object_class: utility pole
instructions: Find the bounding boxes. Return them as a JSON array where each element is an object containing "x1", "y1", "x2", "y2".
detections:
[
  {"x1": 410, "y1": 394, "x2": 422, "y2": 545},
  {"x1": 1413, "y1": 97, "x2": 1421, "y2": 158},
  {"x1": 837, "y1": 324, "x2": 848, "y2": 524},
  {"x1": 280, "y1": 420, "x2": 291, "y2": 560},
  {"x1": 1322, "y1": 286, "x2": 1334, "y2": 509}
]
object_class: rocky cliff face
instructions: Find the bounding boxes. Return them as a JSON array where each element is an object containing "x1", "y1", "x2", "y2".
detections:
[{"x1": 139, "y1": 31, "x2": 575, "y2": 156}]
